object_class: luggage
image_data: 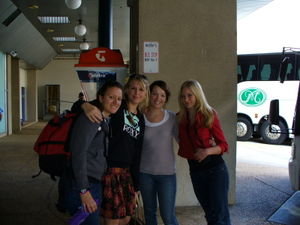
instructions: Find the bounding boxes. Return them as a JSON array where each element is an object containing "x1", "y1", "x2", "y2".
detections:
[{"x1": 32, "y1": 110, "x2": 77, "y2": 180}]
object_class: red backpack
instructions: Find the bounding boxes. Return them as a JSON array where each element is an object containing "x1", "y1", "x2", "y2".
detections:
[{"x1": 33, "y1": 111, "x2": 78, "y2": 180}]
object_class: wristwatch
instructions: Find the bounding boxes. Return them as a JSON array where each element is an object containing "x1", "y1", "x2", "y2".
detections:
[{"x1": 80, "y1": 188, "x2": 88, "y2": 195}]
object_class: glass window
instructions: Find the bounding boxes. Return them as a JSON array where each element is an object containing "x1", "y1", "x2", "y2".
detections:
[
  {"x1": 238, "y1": 55, "x2": 258, "y2": 81},
  {"x1": 0, "y1": 51, "x2": 7, "y2": 135},
  {"x1": 259, "y1": 54, "x2": 281, "y2": 81}
]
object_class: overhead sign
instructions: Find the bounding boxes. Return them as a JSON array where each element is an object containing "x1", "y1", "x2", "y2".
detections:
[{"x1": 143, "y1": 41, "x2": 159, "y2": 73}]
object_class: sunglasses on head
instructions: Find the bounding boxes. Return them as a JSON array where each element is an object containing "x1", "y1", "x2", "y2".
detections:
[{"x1": 129, "y1": 74, "x2": 148, "y2": 80}]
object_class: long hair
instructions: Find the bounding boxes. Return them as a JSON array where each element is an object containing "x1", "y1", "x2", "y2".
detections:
[
  {"x1": 124, "y1": 74, "x2": 149, "y2": 112},
  {"x1": 178, "y1": 80, "x2": 214, "y2": 128}
]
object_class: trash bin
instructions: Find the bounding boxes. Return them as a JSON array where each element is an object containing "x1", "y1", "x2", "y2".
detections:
[{"x1": 75, "y1": 47, "x2": 128, "y2": 101}]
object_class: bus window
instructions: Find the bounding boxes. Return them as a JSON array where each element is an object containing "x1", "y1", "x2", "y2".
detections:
[
  {"x1": 238, "y1": 55, "x2": 258, "y2": 81},
  {"x1": 286, "y1": 64, "x2": 294, "y2": 80},
  {"x1": 283, "y1": 54, "x2": 296, "y2": 80},
  {"x1": 250, "y1": 68, "x2": 257, "y2": 80},
  {"x1": 237, "y1": 65, "x2": 242, "y2": 82},
  {"x1": 260, "y1": 64, "x2": 271, "y2": 80},
  {"x1": 296, "y1": 55, "x2": 300, "y2": 80},
  {"x1": 239, "y1": 64, "x2": 257, "y2": 81},
  {"x1": 259, "y1": 55, "x2": 281, "y2": 81}
]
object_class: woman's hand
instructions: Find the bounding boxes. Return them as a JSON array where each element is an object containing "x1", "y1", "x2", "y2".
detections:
[
  {"x1": 82, "y1": 102, "x2": 103, "y2": 123},
  {"x1": 194, "y1": 145, "x2": 222, "y2": 162},
  {"x1": 194, "y1": 148, "x2": 209, "y2": 162},
  {"x1": 80, "y1": 191, "x2": 98, "y2": 213}
]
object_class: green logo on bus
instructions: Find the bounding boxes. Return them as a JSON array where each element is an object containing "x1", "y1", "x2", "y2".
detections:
[{"x1": 239, "y1": 88, "x2": 266, "y2": 106}]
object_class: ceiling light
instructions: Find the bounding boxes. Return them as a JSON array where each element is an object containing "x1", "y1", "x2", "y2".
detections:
[
  {"x1": 38, "y1": 16, "x2": 70, "y2": 24},
  {"x1": 53, "y1": 37, "x2": 76, "y2": 42},
  {"x1": 74, "y1": 20, "x2": 87, "y2": 36},
  {"x1": 28, "y1": 5, "x2": 39, "y2": 9},
  {"x1": 65, "y1": 0, "x2": 82, "y2": 9},
  {"x1": 61, "y1": 49, "x2": 81, "y2": 53},
  {"x1": 9, "y1": 50, "x2": 18, "y2": 58},
  {"x1": 74, "y1": 24, "x2": 87, "y2": 36},
  {"x1": 80, "y1": 42, "x2": 89, "y2": 51}
]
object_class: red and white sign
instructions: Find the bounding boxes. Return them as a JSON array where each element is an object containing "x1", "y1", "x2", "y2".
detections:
[{"x1": 143, "y1": 41, "x2": 159, "y2": 73}]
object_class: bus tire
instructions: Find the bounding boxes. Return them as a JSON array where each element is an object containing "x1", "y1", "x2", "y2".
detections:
[
  {"x1": 237, "y1": 117, "x2": 253, "y2": 141},
  {"x1": 260, "y1": 120, "x2": 288, "y2": 145}
]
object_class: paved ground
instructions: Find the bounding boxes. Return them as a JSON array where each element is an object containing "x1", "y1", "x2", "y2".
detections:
[{"x1": 0, "y1": 122, "x2": 295, "y2": 225}]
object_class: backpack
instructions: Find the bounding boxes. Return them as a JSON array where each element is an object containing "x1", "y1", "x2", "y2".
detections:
[{"x1": 32, "y1": 110, "x2": 78, "y2": 180}]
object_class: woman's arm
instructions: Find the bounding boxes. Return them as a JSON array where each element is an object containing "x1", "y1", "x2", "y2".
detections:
[
  {"x1": 69, "y1": 115, "x2": 100, "y2": 212},
  {"x1": 81, "y1": 102, "x2": 103, "y2": 123},
  {"x1": 194, "y1": 111, "x2": 228, "y2": 162},
  {"x1": 194, "y1": 145, "x2": 222, "y2": 162}
]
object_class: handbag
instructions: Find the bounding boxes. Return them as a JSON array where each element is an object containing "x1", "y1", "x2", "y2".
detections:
[{"x1": 129, "y1": 192, "x2": 145, "y2": 225}]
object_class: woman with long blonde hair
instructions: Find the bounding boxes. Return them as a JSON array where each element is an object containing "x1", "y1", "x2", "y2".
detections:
[{"x1": 177, "y1": 80, "x2": 231, "y2": 225}]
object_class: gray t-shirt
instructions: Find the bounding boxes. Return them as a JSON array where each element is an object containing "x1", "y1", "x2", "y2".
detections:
[{"x1": 140, "y1": 110, "x2": 177, "y2": 175}]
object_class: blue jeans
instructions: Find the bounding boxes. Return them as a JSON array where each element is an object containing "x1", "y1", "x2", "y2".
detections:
[
  {"x1": 65, "y1": 177, "x2": 103, "y2": 225},
  {"x1": 189, "y1": 161, "x2": 231, "y2": 225},
  {"x1": 139, "y1": 172, "x2": 179, "y2": 225}
]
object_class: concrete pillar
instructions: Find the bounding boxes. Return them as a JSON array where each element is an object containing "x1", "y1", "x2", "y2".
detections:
[
  {"x1": 26, "y1": 70, "x2": 38, "y2": 122},
  {"x1": 10, "y1": 57, "x2": 21, "y2": 133},
  {"x1": 138, "y1": 0, "x2": 237, "y2": 205}
]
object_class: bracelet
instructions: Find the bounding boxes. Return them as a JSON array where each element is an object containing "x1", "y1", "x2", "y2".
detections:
[{"x1": 80, "y1": 189, "x2": 89, "y2": 195}]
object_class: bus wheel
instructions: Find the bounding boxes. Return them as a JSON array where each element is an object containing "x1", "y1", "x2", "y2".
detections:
[
  {"x1": 237, "y1": 117, "x2": 253, "y2": 141},
  {"x1": 260, "y1": 120, "x2": 288, "y2": 145}
]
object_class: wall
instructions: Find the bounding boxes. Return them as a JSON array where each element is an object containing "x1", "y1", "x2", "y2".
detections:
[
  {"x1": 20, "y1": 68, "x2": 27, "y2": 122},
  {"x1": 138, "y1": 0, "x2": 237, "y2": 205},
  {"x1": 36, "y1": 59, "x2": 82, "y2": 119},
  {"x1": 26, "y1": 70, "x2": 38, "y2": 122},
  {"x1": 11, "y1": 57, "x2": 21, "y2": 133}
]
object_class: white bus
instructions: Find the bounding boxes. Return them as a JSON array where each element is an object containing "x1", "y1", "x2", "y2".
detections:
[
  {"x1": 237, "y1": 51, "x2": 300, "y2": 144},
  {"x1": 269, "y1": 47, "x2": 300, "y2": 189}
]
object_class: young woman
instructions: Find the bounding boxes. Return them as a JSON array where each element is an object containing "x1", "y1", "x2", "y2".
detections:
[
  {"x1": 65, "y1": 81, "x2": 123, "y2": 225},
  {"x1": 177, "y1": 80, "x2": 231, "y2": 225},
  {"x1": 139, "y1": 80, "x2": 179, "y2": 225},
  {"x1": 82, "y1": 74, "x2": 149, "y2": 225}
]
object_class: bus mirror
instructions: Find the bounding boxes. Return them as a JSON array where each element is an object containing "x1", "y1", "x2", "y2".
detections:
[
  {"x1": 269, "y1": 99, "x2": 279, "y2": 125},
  {"x1": 279, "y1": 57, "x2": 289, "y2": 83}
]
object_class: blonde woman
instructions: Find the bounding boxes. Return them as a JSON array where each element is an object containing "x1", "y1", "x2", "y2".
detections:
[
  {"x1": 177, "y1": 80, "x2": 231, "y2": 225},
  {"x1": 81, "y1": 74, "x2": 149, "y2": 225}
]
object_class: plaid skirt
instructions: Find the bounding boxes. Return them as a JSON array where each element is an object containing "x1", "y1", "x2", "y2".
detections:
[{"x1": 101, "y1": 168, "x2": 136, "y2": 219}]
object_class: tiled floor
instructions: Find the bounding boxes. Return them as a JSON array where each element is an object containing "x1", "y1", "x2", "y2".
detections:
[{"x1": 0, "y1": 122, "x2": 294, "y2": 225}]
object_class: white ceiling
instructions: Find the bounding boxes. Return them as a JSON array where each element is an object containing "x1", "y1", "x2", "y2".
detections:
[{"x1": 0, "y1": 0, "x2": 274, "y2": 69}]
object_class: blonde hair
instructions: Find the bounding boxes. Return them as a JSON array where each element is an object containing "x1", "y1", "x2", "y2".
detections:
[
  {"x1": 124, "y1": 74, "x2": 149, "y2": 112},
  {"x1": 178, "y1": 80, "x2": 214, "y2": 128}
]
